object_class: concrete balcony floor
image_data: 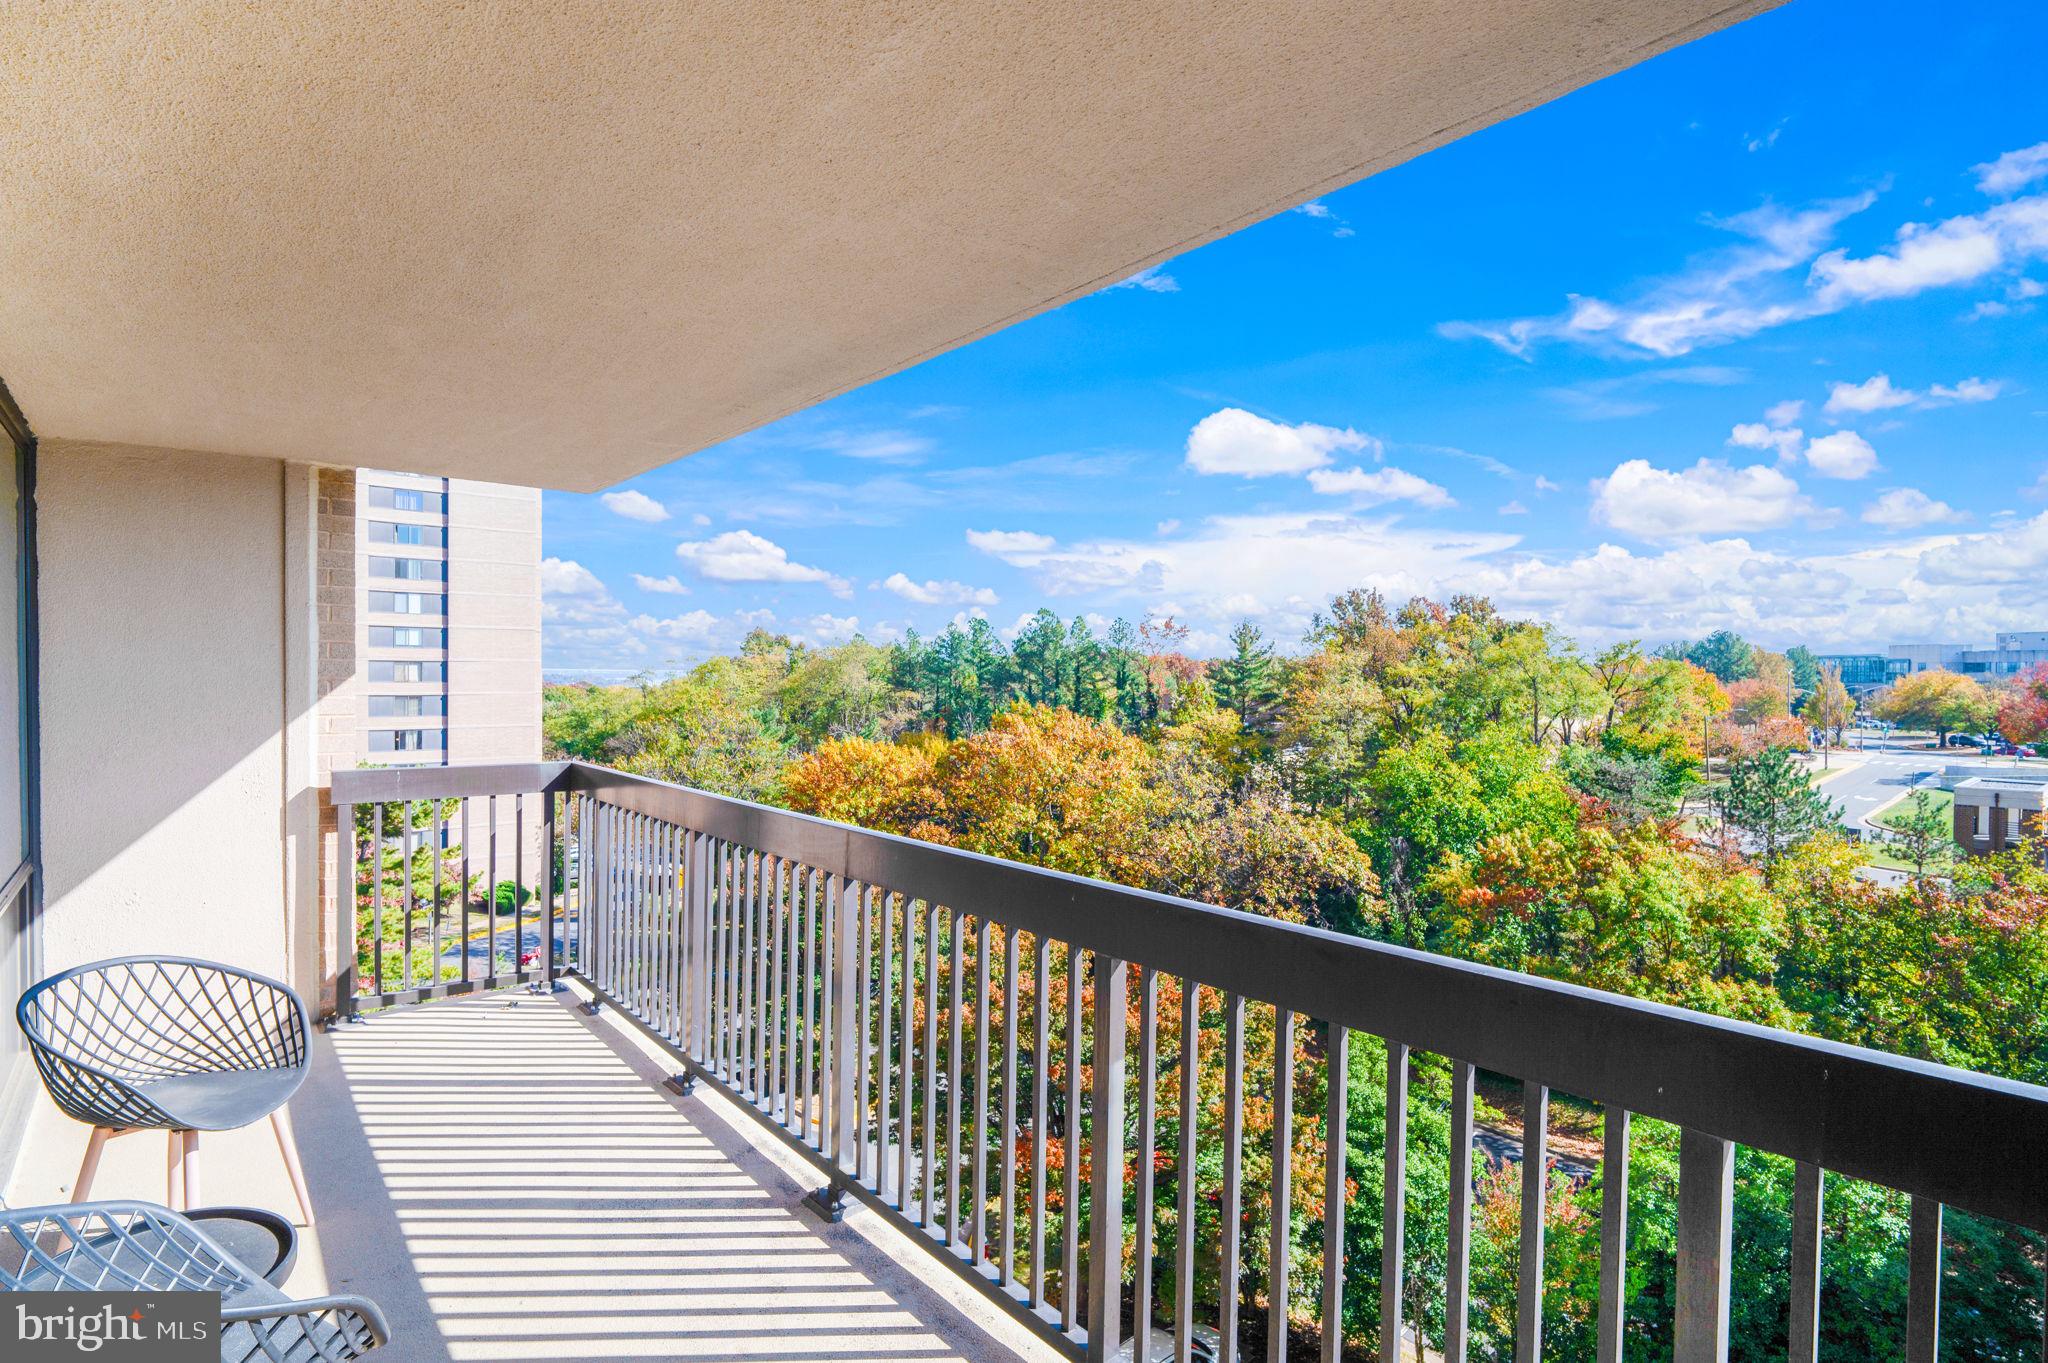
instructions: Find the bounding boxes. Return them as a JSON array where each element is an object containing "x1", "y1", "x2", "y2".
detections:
[{"x1": 7, "y1": 991, "x2": 1058, "y2": 1363}]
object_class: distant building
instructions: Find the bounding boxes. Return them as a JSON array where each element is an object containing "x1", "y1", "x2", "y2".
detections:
[
  {"x1": 1886, "y1": 632, "x2": 2048, "y2": 679},
  {"x1": 1953, "y1": 777, "x2": 2048, "y2": 856},
  {"x1": 355, "y1": 470, "x2": 542, "y2": 768},
  {"x1": 1817, "y1": 653, "x2": 1910, "y2": 694}
]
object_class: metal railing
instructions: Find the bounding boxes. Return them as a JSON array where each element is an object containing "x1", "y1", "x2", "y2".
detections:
[{"x1": 332, "y1": 760, "x2": 2048, "y2": 1363}]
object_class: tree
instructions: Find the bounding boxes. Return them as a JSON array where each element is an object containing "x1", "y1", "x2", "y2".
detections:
[
  {"x1": 1889, "y1": 789, "x2": 1956, "y2": 879},
  {"x1": 1871, "y1": 669, "x2": 1997, "y2": 744},
  {"x1": 1716, "y1": 745, "x2": 1840, "y2": 863},
  {"x1": 1668, "y1": 629, "x2": 1758, "y2": 683},
  {"x1": 1212, "y1": 620, "x2": 1281, "y2": 733},
  {"x1": 1801, "y1": 664, "x2": 1855, "y2": 766},
  {"x1": 1997, "y1": 663, "x2": 2048, "y2": 746},
  {"x1": 1786, "y1": 644, "x2": 1822, "y2": 697}
]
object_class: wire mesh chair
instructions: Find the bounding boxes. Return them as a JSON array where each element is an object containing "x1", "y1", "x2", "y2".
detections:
[
  {"x1": 16, "y1": 957, "x2": 317, "y2": 1223},
  {"x1": 0, "y1": 1201, "x2": 388, "y2": 1362}
]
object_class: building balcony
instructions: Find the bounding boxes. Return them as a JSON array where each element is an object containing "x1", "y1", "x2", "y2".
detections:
[{"x1": 16, "y1": 760, "x2": 2026, "y2": 1362}]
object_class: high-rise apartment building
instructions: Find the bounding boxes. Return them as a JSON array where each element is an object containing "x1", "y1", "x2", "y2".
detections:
[{"x1": 356, "y1": 472, "x2": 541, "y2": 768}]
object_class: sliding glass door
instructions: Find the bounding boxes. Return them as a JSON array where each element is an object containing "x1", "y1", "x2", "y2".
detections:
[{"x1": 0, "y1": 388, "x2": 38, "y2": 1161}]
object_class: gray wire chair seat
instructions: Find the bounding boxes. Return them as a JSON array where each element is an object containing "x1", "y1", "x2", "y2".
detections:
[
  {"x1": 1, "y1": 1201, "x2": 388, "y2": 1362},
  {"x1": 17, "y1": 956, "x2": 310, "y2": 1132}
]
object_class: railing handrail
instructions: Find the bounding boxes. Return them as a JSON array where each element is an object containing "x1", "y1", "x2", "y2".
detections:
[{"x1": 338, "y1": 758, "x2": 2048, "y2": 1231}]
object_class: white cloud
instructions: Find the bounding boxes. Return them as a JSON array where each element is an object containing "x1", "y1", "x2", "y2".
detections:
[
  {"x1": 1155, "y1": 519, "x2": 1181, "y2": 535},
  {"x1": 673, "y1": 530, "x2": 852, "y2": 596},
  {"x1": 1804, "y1": 431, "x2": 1879, "y2": 480},
  {"x1": 966, "y1": 528, "x2": 1056, "y2": 563},
  {"x1": 1113, "y1": 266, "x2": 1180, "y2": 293},
  {"x1": 540, "y1": 557, "x2": 608, "y2": 597},
  {"x1": 691, "y1": 512, "x2": 712, "y2": 527},
  {"x1": 1917, "y1": 511, "x2": 2048, "y2": 585},
  {"x1": 1499, "y1": 500, "x2": 1529, "y2": 516},
  {"x1": 1927, "y1": 377, "x2": 2001, "y2": 403},
  {"x1": 1305, "y1": 465, "x2": 1456, "y2": 508},
  {"x1": 1295, "y1": 201, "x2": 1334, "y2": 219},
  {"x1": 599, "y1": 489, "x2": 669, "y2": 523},
  {"x1": 631, "y1": 573, "x2": 690, "y2": 595},
  {"x1": 1975, "y1": 142, "x2": 2048, "y2": 196},
  {"x1": 809, "y1": 429, "x2": 933, "y2": 464},
  {"x1": 802, "y1": 613, "x2": 864, "y2": 644},
  {"x1": 1533, "y1": 475, "x2": 1563, "y2": 494},
  {"x1": 1184, "y1": 408, "x2": 1378, "y2": 476},
  {"x1": 881, "y1": 572, "x2": 999, "y2": 607},
  {"x1": 1765, "y1": 399, "x2": 1805, "y2": 426},
  {"x1": 1443, "y1": 160, "x2": 2048, "y2": 358},
  {"x1": 1591, "y1": 459, "x2": 1813, "y2": 538},
  {"x1": 630, "y1": 610, "x2": 720, "y2": 642},
  {"x1": 1825, "y1": 374, "x2": 1917, "y2": 415},
  {"x1": 1863, "y1": 488, "x2": 1968, "y2": 530},
  {"x1": 1728, "y1": 421, "x2": 1805, "y2": 462}
]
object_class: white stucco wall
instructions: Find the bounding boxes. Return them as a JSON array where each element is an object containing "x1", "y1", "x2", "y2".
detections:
[{"x1": 37, "y1": 439, "x2": 303, "y2": 979}]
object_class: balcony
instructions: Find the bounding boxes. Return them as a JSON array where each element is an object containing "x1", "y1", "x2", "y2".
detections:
[{"x1": 60, "y1": 758, "x2": 1996, "y2": 1363}]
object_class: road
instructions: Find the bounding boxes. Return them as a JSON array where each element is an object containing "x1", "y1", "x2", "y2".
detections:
[{"x1": 1814, "y1": 750, "x2": 1939, "y2": 833}]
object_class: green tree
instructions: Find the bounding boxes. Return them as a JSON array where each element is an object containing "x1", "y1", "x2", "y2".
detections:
[
  {"x1": 1668, "y1": 629, "x2": 1758, "y2": 683},
  {"x1": 1889, "y1": 789, "x2": 1956, "y2": 879},
  {"x1": 1871, "y1": 669, "x2": 1996, "y2": 744},
  {"x1": 1716, "y1": 745, "x2": 1839, "y2": 863},
  {"x1": 1786, "y1": 644, "x2": 1823, "y2": 697},
  {"x1": 1212, "y1": 620, "x2": 1281, "y2": 734}
]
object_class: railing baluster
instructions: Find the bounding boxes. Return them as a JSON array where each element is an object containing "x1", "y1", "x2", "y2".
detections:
[
  {"x1": 486, "y1": 794, "x2": 499, "y2": 983},
  {"x1": 430, "y1": 800, "x2": 444, "y2": 987},
  {"x1": 1219, "y1": 992, "x2": 1246, "y2": 1363},
  {"x1": 1321, "y1": 1026, "x2": 1348, "y2": 1363},
  {"x1": 1789, "y1": 1161, "x2": 1822, "y2": 1363},
  {"x1": 514, "y1": 793, "x2": 526, "y2": 982},
  {"x1": 1674, "y1": 1127, "x2": 1734, "y2": 1363},
  {"x1": 1382, "y1": 1039, "x2": 1409, "y2": 1363},
  {"x1": 1446, "y1": 1060, "x2": 1474, "y2": 1363},
  {"x1": 1087, "y1": 950, "x2": 1129, "y2": 1363},
  {"x1": 669, "y1": 823, "x2": 684, "y2": 1042},
  {"x1": 1271, "y1": 1007, "x2": 1296, "y2": 1363},
  {"x1": 1001, "y1": 924, "x2": 1021, "y2": 1284},
  {"x1": 832, "y1": 876, "x2": 861, "y2": 1176},
  {"x1": 781, "y1": 859, "x2": 800, "y2": 1124},
  {"x1": 858, "y1": 884, "x2": 874, "y2": 1174},
  {"x1": 461, "y1": 799, "x2": 474, "y2": 984},
  {"x1": 924, "y1": 901, "x2": 942, "y2": 1225},
  {"x1": 400, "y1": 802, "x2": 415, "y2": 989},
  {"x1": 973, "y1": 917, "x2": 992, "y2": 1265},
  {"x1": 1597, "y1": 1109, "x2": 1632, "y2": 1363},
  {"x1": 1176, "y1": 979, "x2": 1200, "y2": 1363},
  {"x1": 820, "y1": 872, "x2": 839, "y2": 1155},
  {"x1": 1906, "y1": 1196, "x2": 1942, "y2": 1363},
  {"x1": 1030, "y1": 932, "x2": 1050, "y2": 1309},
  {"x1": 801, "y1": 865, "x2": 818, "y2": 1144},
  {"x1": 371, "y1": 803, "x2": 385, "y2": 994},
  {"x1": 756, "y1": 852, "x2": 773, "y2": 1103},
  {"x1": 1063, "y1": 945, "x2": 1084, "y2": 1337},
  {"x1": 716, "y1": 841, "x2": 732, "y2": 1080},
  {"x1": 1515, "y1": 1082, "x2": 1549, "y2": 1363},
  {"x1": 1132, "y1": 966, "x2": 1159, "y2": 1361},
  {"x1": 876, "y1": 887, "x2": 893, "y2": 1196},
  {"x1": 899, "y1": 895, "x2": 917, "y2": 1210},
  {"x1": 949, "y1": 909, "x2": 966, "y2": 1247}
]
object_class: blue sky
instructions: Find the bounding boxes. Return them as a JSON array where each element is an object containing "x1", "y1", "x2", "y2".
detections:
[{"x1": 541, "y1": 0, "x2": 2048, "y2": 677}]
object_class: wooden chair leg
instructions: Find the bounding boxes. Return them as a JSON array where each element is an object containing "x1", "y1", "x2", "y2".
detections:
[
  {"x1": 182, "y1": 1129, "x2": 201, "y2": 1209},
  {"x1": 166, "y1": 1130, "x2": 185, "y2": 1211},
  {"x1": 271, "y1": 1107, "x2": 315, "y2": 1227},
  {"x1": 70, "y1": 1126, "x2": 112, "y2": 1203}
]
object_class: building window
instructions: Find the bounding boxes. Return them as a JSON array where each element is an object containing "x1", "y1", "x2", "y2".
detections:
[
  {"x1": 367, "y1": 522, "x2": 446, "y2": 548},
  {"x1": 368, "y1": 660, "x2": 445, "y2": 683},
  {"x1": 367, "y1": 627, "x2": 445, "y2": 649},
  {"x1": 368, "y1": 728, "x2": 446, "y2": 753},
  {"x1": 369, "y1": 695, "x2": 446, "y2": 718},
  {"x1": 368, "y1": 556, "x2": 446, "y2": 583},
  {"x1": 1972, "y1": 806, "x2": 1987, "y2": 840},
  {"x1": 2011, "y1": 807, "x2": 2024, "y2": 839},
  {"x1": 367, "y1": 591, "x2": 445, "y2": 615},
  {"x1": 368, "y1": 486, "x2": 447, "y2": 514}
]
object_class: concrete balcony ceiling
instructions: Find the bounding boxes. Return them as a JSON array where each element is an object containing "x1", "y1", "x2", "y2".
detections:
[{"x1": 0, "y1": 1, "x2": 1773, "y2": 491}]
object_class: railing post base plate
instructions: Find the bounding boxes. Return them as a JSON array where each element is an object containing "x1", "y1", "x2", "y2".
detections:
[
  {"x1": 803, "y1": 1184, "x2": 848, "y2": 1224},
  {"x1": 580, "y1": 998, "x2": 603, "y2": 1016},
  {"x1": 664, "y1": 1072, "x2": 697, "y2": 1097}
]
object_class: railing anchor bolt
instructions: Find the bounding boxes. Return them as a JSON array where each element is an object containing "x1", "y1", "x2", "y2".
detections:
[
  {"x1": 664, "y1": 1072, "x2": 697, "y2": 1097},
  {"x1": 803, "y1": 1183, "x2": 848, "y2": 1224},
  {"x1": 580, "y1": 998, "x2": 603, "y2": 1016}
]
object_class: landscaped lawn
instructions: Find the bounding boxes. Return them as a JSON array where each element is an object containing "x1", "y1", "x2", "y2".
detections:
[{"x1": 1871, "y1": 788, "x2": 1952, "y2": 832}]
